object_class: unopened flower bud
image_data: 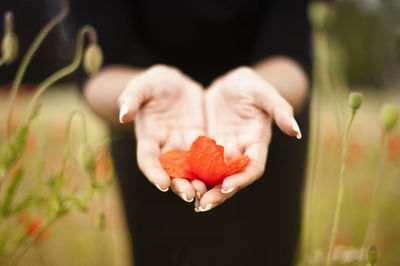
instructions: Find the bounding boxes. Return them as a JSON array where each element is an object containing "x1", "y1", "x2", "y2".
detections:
[
  {"x1": 348, "y1": 92, "x2": 363, "y2": 112},
  {"x1": 98, "y1": 213, "x2": 106, "y2": 230},
  {"x1": 309, "y1": 2, "x2": 331, "y2": 30},
  {"x1": 1, "y1": 32, "x2": 18, "y2": 64},
  {"x1": 380, "y1": 104, "x2": 399, "y2": 132},
  {"x1": 368, "y1": 246, "x2": 378, "y2": 265},
  {"x1": 79, "y1": 144, "x2": 95, "y2": 175},
  {"x1": 83, "y1": 43, "x2": 103, "y2": 75}
]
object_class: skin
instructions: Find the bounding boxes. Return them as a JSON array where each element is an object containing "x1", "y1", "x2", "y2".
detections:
[{"x1": 83, "y1": 56, "x2": 309, "y2": 211}]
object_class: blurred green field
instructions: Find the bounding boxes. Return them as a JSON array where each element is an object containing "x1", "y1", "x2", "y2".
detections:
[
  {"x1": 0, "y1": 85, "x2": 398, "y2": 266},
  {"x1": 300, "y1": 89, "x2": 400, "y2": 266},
  {"x1": 0, "y1": 88, "x2": 132, "y2": 266}
]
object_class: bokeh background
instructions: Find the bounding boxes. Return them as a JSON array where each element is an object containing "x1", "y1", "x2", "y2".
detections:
[{"x1": 0, "y1": 0, "x2": 400, "y2": 265}]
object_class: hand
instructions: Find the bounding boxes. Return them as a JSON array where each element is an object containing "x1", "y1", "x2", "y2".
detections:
[
  {"x1": 118, "y1": 65, "x2": 207, "y2": 202},
  {"x1": 197, "y1": 66, "x2": 301, "y2": 212}
]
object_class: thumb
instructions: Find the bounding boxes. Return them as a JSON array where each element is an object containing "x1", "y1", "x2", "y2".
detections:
[
  {"x1": 256, "y1": 84, "x2": 302, "y2": 139},
  {"x1": 118, "y1": 76, "x2": 151, "y2": 123}
]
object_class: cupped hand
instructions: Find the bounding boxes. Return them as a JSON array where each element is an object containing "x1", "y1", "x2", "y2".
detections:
[
  {"x1": 118, "y1": 65, "x2": 207, "y2": 202},
  {"x1": 197, "y1": 66, "x2": 301, "y2": 212}
]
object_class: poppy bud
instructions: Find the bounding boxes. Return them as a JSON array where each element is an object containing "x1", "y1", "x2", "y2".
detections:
[
  {"x1": 98, "y1": 213, "x2": 106, "y2": 230},
  {"x1": 348, "y1": 92, "x2": 363, "y2": 112},
  {"x1": 368, "y1": 246, "x2": 378, "y2": 265},
  {"x1": 79, "y1": 144, "x2": 95, "y2": 175},
  {"x1": 83, "y1": 43, "x2": 103, "y2": 75},
  {"x1": 1, "y1": 32, "x2": 18, "y2": 64},
  {"x1": 309, "y1": 2, "x2": 332, "y2": 30},
  {"x1": 380, "y1": 104, "x2": 399, "y2": 132}
]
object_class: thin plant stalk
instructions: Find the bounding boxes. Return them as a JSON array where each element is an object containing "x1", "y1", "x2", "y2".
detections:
[
  {"x1": 10, "y1": 213, "x2": 57, "y2": 266},
  {"x1": 16, "y1": 25, "x2": 97, "y2": 131},
  {"x1": 361, "y1": 132, "x2": 389, "y2": 261},
  {"x1": 5, "y1": 0, "x2": 69, "y2": 137},
  {"x1": 0, "y1": 57, "x2": 6, "y2": 67},
  {"x1": 326, "y1": 110, "x2": 356, "y2": 266}
]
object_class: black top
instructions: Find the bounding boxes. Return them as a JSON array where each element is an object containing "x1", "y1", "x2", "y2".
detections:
[
  {"x1": 68, "y1": 0, "x2": 311, "y2": 86},
  {"x1": 1, "y1": 1, "x2": 311, "y2": 265}
]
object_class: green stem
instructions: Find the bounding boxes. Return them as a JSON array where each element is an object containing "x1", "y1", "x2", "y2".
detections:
[
  {"x1": 55, "y1": 110, "x2": 89, "y2": 200},
  {"x1": 0, "y1": 57, "x2": 6, "y2": 67},
  {"x1": 4, "y1": 11, "x2": 13, "y2": 34},
  {"x1": 361, "y1": 132, "x2": 389, "y2": 261},
  {"x1": 5, "y1": 0, "x2": 69, "y2": 138},
  {"x1": 10, "y1": 214, "x2": 57, "y2": 266},
  {"x1": 301, "y1": 30, "x2": 325, "y2": 262},
  {"x1": 16, "y1": 25, "x2": 96, "y2": 131},
  {"x1": 326, "y1": 110, "x2": 356, "y2": 266},
  {"x1": 66, "y1": 110, "x2": 89, "y2": 146}
]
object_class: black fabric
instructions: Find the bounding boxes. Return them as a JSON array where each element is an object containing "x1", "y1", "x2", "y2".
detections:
[{"x1": 1, "y1": 0, "x2": 311, "y2": 265}]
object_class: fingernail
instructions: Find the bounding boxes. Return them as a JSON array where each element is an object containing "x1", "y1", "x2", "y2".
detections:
[
  {"x1": 196, "y1": 192, "x2": 201, "y2": 199},
  {"x1": 221, "y1": 187, "x2": 235, "y2": 194},
  {"x1": 179, "y1": 193, "x2": 193, "y2": 203},
  {"x1": 199, "y1": 203, "x2": 214, "y2": 212},
  {"x1": 155, "y1": 184, "x2": 169, "y2": 192},
  {"x1": 194, "y1": 197, "x2": 200, "y2": 212},
  {"x1": 119, "y1": 103, "x2": 129, "y2": 124},
  {"x1": 292, "y1": 117, "x2": 302, "y2": 139}
]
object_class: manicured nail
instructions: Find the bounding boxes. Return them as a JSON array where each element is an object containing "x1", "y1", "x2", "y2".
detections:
[
  {"x1": 179, "y1": 193, "x2": 193, "y2": 203},
  {"x1": 199, "y1": 203, "x2": 214, "y2": 212},
  {"x1": 119, "y1": 103, "x2": 128, "y2": 124},
  {"x1": 292, "y1": 117, "x2": 302, "y2": 139},
  {"x1": 221, "y1": 187, "x2": 235, "y2": 194},
  {"x1": 155, "y1": 184, "x2": 169, "y2": 192},
  {"x1": 194, "y1": 198, "x2": 200, "y2": 212},
  {"x1": 196, "y1": 192, "x2": 201, "y2": 199}
]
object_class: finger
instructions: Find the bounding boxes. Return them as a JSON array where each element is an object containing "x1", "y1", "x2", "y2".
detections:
[
  {"x1": 196, "y1": 185, "x2": 235, "y2": 212},
  {"x1": 118, "y1": 76, "x2": 151, "y2": 124},
  {"x1": 221, "y1": 142, "x2": 268, "y2": 193},
  {"x1": 191, "y1": 179, "x2": 207, "y2": 199},
  {"x1": 255, "y1": 85, "x2": 301, "y2": 139},
  {"x1": 137, "y1": 137, "x2": 171, "y2": 192},
  {"x1": 170, "y1": 178, "x2": 195, "y2": 203}
]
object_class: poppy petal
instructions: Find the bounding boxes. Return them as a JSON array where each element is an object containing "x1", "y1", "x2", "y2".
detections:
[
  {"x1": 160, "y1": 150, "x2": 196, "y2": 180},
  {"x1": 223, "y1": 155, "x2": 250, "y2": 178},
  {"x1": 187, "y1": 136, "x2": 226, "y2": 185}
]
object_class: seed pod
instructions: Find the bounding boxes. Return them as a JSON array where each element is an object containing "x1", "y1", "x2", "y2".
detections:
[
  {"x1": 1, "y1": 32, "x2": 18, "y2": 64},
  {"x1": 83, "y1": 43, "x2": 103, "y2": 75},
  {"x1": 368, "y1": 246, "x2": 378, "y2": 265},
  {"x1": 348, "y1": 92, "x2": 363, "y2": 112},
  {"x1": 380, "y1": 104, "x2": 399, "y2": 132},
  {"x1": 79, "y1": 144, "x2": 96, "y2": 175}
]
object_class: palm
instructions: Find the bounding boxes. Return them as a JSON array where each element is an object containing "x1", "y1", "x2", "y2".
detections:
[
  {"x1": 134, "y1": 71, "x2": 203, "y2": 154},
  {"x1": 206, "y1": 75, "x2": 272, "y2": 161},
  {"x1": 197, "y1": 67, "x2": 298, "y2": 211},
  {"x1": 119, "y1": 65, "x2": 206, "y2": 201}
]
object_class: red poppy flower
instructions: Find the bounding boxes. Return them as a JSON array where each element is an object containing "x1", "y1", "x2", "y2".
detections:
[
  {"x1": 159, "y1": 150, "x2": 196, "y2": 180},
  {"x1": 160, "y1": 136, "x2": 249, "y2": 185}
]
